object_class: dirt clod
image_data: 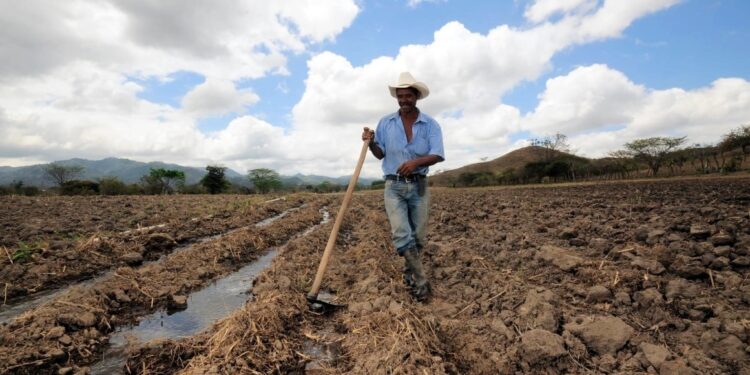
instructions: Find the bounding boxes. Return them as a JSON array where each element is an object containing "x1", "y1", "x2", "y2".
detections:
[
  {"x1": 715, "y1": 335, "x2": 749, "y2": 363},
  {"x1": 120, "y1": 252, "x2": 143, "y2": 265},
  {"x1": 47, "y1": 326, "x2": 66, "y2": 339},
  {"x1": 565, "y1": 315, "x2": 634, "y2": 355},
  {"x1": 519, "y1": 329, "x2": 565, "y2": 365},
  {"x1": 640, "y1": 342, "x2": 670, "y2": 369},
  {"x1": 660, "y1": 358, "x2": 696, "y2": 375},
  {"x1": 169, "y1": 295, "x2": 188, "y2": 310},
  {"x1": 144, "y1": 233, "x2": 177, "y2": 253},
  {"x1": 536, "y1": 245, "x2": 583, "y2": 271},
  {"x1": 57, "y1": 312, "x2": 97, "y2": 329},
  {"x1": 516, "y1": 288, "x2": 560, "y2": 332},
  {"x1": 586, "y1": 285, "x2": 612, "y2": 303},
  {"x1": 59, "y1": 334, "x2": 72, "y2": 345}
]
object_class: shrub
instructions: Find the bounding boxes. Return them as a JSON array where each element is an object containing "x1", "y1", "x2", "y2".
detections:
[
  {"x1": 98, "y1": 176, "x2": 130, "y2": 195},
  {"x1": 61, "y1": 180, "x2": 100, "y2": 195}
]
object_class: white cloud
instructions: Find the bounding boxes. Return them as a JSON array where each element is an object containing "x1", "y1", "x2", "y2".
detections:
[
  {"x1": 0, "y1": 0, "x2": 359, "y2": 169},
  {"x1": 524, "y1": 64, "x2": 645, "y2": 135},
  {"x1": 181, "y1": 80, "x2": 259, "y2": 118},
  {"x1": 204, "y1": 116, "x2": 287, "y2": 162},
  {"x1": 525, "y1": 0, "x2": 598, "y2": 23},
  {"x1": 287, "y1": 0, "x2": 682, "y2": 174},
  {"x1": 573, "y1": 0, "x2": 682, "y2": 42},
  {"x1": 0, "y1": 0, "x2": 360, "y2": 81},
  {"x1": 407, "y1": 0, "x2": 447, "y2": 8},
  {"x1": 523, "y1": 65, "x2": 750, "y2": 157},
  {"x1": 4, "y1": 0, "x2": 745, "y2": 180}
]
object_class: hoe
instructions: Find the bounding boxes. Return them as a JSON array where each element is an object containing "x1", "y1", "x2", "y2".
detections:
[{"x1": 306, "y1": 136, "x2": 371, "y2": 314}]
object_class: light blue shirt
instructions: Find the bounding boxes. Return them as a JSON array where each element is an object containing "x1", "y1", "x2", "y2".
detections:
[{"x1": 374, "y1": 110, "x2": 445, "y2": 176}]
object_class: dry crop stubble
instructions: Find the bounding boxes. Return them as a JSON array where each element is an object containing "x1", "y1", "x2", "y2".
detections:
[
  {"x1": 0, "y1": 196, "x2": 330, "y2": 374},
  {"x1": 3, "y1": 176, "x2": 750, "y2": 374},
  {"x1": 126, "y1": 198, "x2": 344, "y2": 374},
  {"x1": 0, "y1": 195, "x2": 303, "y2": 302},
  {"x1": 125, "y1": 177, "x2": 750, "y2": 374}
]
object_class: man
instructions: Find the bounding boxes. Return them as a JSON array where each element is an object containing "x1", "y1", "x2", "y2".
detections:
[{"x1": 362, "y1": 72, "x2": 445, "y2": 301}]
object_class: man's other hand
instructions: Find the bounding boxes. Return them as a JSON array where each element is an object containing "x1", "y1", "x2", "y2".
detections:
[{"x1": 397, "y1": 160, "x2": 419, "y2": 176}]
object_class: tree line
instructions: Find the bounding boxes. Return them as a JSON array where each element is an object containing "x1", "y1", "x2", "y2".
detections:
[
  {"x1": 456, "y1": 124, "x2": 750, "y2": 187},
  {"x1": 0, "y1": 165, "x2": 377, "y2": 196}
]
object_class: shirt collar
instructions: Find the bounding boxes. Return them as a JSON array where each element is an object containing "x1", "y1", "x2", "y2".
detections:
[{"x1": 388, "y1": 109, "x2": 426, "y2": 124}]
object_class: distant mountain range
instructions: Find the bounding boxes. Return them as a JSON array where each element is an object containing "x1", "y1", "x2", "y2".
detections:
[{"x1": 0, "y1": 158, "x2": 375, "y2": 187}]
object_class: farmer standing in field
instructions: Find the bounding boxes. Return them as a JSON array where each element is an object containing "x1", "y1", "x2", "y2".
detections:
[{"x1": 362, "y1": 72, "x2": 445, "y2": 301}]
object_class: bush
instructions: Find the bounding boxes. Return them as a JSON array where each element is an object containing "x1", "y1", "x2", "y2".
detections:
[
  {"x1": 98, "y1": 176, "x2": 130, "y2": 195},
  {"x1": 0, "y1": 181, "x2": 41, "y2": 196},
  {"x1": 61, "y1": 180, "x2": 100, "y2": 195},
  {"x1": 20, "y1": 185, "x2": 40, "y2": 196},
  {"x1": 180, "y1": 183, "x2": 207, "y2": 194}
]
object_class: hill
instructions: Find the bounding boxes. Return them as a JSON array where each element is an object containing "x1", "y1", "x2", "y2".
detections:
[
  {"x1": 0, "y1": 158, "x2": 374, "y2": 188},
  {"x1": 430, "y1": 146, "x2": 586, "y2": 186}
]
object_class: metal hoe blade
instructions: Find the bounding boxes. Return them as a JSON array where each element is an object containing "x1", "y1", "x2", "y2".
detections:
[{"x1": 306, "y1": 291, "x2": 346, "y2": 315}]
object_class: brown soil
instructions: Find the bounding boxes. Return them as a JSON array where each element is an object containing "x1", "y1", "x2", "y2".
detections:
[
  {"x1": 0, "y1": 195, "x2": 303, "y2": 302},
  {"x1": 0, "y1": 196, "x2": 331, "y2": 374},
  {"x1": 2, "y1": 176, "x2": 750, "y2": 374}
]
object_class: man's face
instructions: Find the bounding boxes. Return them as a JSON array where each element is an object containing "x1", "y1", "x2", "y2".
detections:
[{"x1": 396, "y1": 88, "x2": 418, "y2": 113}]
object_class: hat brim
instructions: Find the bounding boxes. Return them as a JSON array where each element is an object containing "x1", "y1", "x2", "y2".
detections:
[{"x1": 389, "y1": 82, "x2": 429, "y2": 100}]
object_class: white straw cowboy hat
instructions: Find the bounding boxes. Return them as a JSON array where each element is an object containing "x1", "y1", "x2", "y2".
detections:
[{"x1": 388, "y1": 72, "x2": 430, "y2": 100}]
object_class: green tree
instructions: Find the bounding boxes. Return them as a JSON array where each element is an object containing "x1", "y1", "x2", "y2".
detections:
[
  {"x1": 624, "y1": 136, "x2": 686, "y2": 176},
  {"x1": 141, "y1": 168, "x2": 185, "y2": 194},
  {"x1": 201, "y1": 165, "x2": 230, "y2": 194},
  {"x1": 248, "y1": 168, "x2": 282, "y2": 194},
  {"x1": 43, "y1": 163, "x2": 84, "y2": 187}
]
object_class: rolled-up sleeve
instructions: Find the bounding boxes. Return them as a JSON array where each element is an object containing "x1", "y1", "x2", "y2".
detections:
[
  {"x1": 375, "y1": 119, "x2": 386, "y2": 154},
  {"x1": 428, "y1": 121, "x2": 445, "y2": 161}
]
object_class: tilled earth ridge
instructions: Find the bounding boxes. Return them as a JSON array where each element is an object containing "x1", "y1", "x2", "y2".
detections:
[
  {"x1": 0, "y1": 194, "x2": 287, "y2": 248},
  {"x1": 0, "y1": 197, "x2": 331, "y2": 375},
  {"x1": 123, "y1": 177, "x2": 750, "y2": 375},
  {"x1": 124, "y1": 200, "x2": 358, "y2": 374},
  {"x1": 0, "y1": 195, "x2": 304, "y2": 302}
]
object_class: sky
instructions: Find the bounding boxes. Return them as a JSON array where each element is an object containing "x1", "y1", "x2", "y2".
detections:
[{"x1": 0, "y1": 0, "x2": 748, "y2": 178}]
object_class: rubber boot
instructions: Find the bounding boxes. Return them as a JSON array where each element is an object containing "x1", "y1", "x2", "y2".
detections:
[
  {"x1": 402, "y1": 262, "x2": 416, "y2": 288},
  {"x1": 403, "y1": 247, "x2": 431, "y2": 301}
]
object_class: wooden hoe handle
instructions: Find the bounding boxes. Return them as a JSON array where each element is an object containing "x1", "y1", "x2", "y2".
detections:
[{"x1": 307, "y1": 139, "x2": 370, "y2": 299}]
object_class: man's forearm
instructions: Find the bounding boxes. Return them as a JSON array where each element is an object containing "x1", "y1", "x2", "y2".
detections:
[
  {"x1": 369, "y1": 142, "x2": 385, "y2": 159},
  {"x1": 412, "y1": 155, "x2": 442, "y2": 168}
]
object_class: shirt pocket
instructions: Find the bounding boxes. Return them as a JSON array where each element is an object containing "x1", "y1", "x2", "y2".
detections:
[{"x1": 411, "y1": 134, "x2": 430, "y2": 156}]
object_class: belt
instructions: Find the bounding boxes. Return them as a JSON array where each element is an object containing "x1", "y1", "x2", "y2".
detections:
[{"x1": 385, "y1": 174, "x2": 426, "y2": 183}]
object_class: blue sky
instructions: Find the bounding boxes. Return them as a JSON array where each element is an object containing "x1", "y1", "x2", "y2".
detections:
[
  {"x1": 133, "y1": 0, "x2": 749, "y2": 131},
  {"x1": 1, "y1": 0, "x2": 749, "y2": 176}
]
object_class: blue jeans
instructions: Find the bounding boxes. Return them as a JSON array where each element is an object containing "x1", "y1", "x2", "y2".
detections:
[{"x1": 383, "y1": 180, "x2": 430, "y2": 255}]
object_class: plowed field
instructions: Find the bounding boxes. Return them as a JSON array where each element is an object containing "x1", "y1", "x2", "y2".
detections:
[{"x1": 1, "y1": 176, "x2": 749, "y2": 374}]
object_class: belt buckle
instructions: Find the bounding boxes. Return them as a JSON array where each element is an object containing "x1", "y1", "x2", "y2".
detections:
[{"x1": 401, "y1": 175, "x2": 415, "y2": 183}]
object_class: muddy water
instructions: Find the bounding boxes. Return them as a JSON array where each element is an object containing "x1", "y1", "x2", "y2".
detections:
[
  {"x1": 89, "y1": 208, "x2": 329, "y2": 374},
  {"x1": 90, "y1": 249, "x2": 280, "y2": 374},
  {"x1": 0, "y1": 206, "x2": 302, "y2": 325}
]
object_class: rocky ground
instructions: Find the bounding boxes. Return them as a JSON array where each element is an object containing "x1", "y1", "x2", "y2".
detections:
[{"x1": 1, "y1": 176, "x2": 749, "y2": 374}]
